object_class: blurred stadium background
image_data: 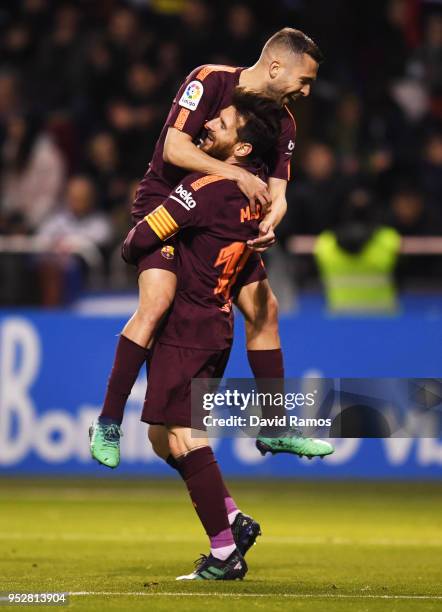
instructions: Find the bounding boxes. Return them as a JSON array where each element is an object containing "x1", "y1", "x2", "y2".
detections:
[
  {"x1": 0, "y1": 1, "x2": 441, "y2": 607},
  {"x1": 0, "y1": 0, "x2": 440, "y2": 479}
]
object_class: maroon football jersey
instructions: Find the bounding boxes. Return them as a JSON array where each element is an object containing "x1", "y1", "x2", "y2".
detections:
[
  {"x1": 132, "y1": 64, "x2": 296, "y2": 221},
  {"x1": 124, "y1": 168, "x2": 265, "y2": 349}
]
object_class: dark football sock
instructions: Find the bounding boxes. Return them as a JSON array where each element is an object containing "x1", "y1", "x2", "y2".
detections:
[
  {"x1": 166, "y1": 454, "x2": 180, "y2": 470},
  {"x1": 143, "y1": 347, "x2": 152, "y2": 400},
  {"x1": 247, "y1": 348, "x2": 286, "y2": 435},
  {"x1": 247, "y1": 348, "x2": 284, "y2": 380},
  {"x1": 100, "y1": 335, "x2": 148, "y2": 424},
  {"x1": 166, "y1": 452, "x2": 239, "y2": 522},
  {"x1": 178, "y1": 446, "x2": 233, "y2": 548},
  {"x1": 167, "y1": 452, "x2": 231, "y2": 498}
]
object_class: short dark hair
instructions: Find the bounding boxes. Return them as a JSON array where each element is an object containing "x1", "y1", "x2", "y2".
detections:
[
  {"x1": 232, "y1": 88, "x2": 281, "y2": 163},
  {"x1": 264, "y1": 27, "x2": 324, "y2": 64}
]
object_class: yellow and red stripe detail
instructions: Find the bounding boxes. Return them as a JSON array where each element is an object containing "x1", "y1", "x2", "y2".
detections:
[
  {"x1": 174, "y1": 66, "x2": 235, "y2": 130},
  {"x1": 174, "y1": 108, "x2": 190, "y2": 130},
  {"x1": 195, "y1": 65, "x2": 236, "y2": 81},
  {"x1": 191, "y1": 174, "x2": 225, "y2": 191},
  {"x1": 145, "y1": 205, "x2": 179, "y2": 241}
]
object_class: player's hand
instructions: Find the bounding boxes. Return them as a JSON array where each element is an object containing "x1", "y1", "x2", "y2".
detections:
[
  {"x1": 247, "y1": 220, "x2": 276, "y2": 252},
  {"x1": 236, "y1": 169, "x2": 271, "y2": 214}
]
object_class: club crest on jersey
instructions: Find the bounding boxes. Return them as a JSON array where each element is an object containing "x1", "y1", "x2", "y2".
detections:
[
  {"x1": 161, "y1": 245, "x2": 175, "y2": 260},
  {"x1": 179, "y1": 80, "x2": 204, "y2": 111}
]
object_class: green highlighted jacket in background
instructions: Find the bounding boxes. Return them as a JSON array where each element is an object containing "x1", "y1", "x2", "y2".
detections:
[{"x1": 315, "y1": 227, "x2": 401, "y2": 313}]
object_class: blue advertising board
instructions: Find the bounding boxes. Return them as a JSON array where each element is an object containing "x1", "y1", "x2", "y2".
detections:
[{"x1": 0, "y1": 296, "x2": 441, "y2": 478}]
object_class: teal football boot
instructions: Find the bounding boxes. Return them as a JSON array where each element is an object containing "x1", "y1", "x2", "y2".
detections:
[
  {"x1": 89, "y1": 418, "x2": 123, "y2": 468},
  {"x1": 256, "y1": 428, "x2": 334, "y2": 459},
  {"x1": 176, "y1": 549, "x2": 247, "y2": 581}
]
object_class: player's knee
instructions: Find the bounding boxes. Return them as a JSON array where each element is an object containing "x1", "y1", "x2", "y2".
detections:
[
  {"x1": 136, "y1": 269, "x2": 176, "y2": 328},
  {"x1": 265, "y1": 291, "x2": 279, "y2": 328},
  {"x1": 147, "y1": 426, "x2": 169, "y2": 459},
  {"x1": 147, "y1": 426, "x2": 161, "y2": 453},
  {"x1": 167, "y1": 429, "x2": 183, "y2": 458},
  {"x1": 254, "y1": 289, "x2": 279, "y2": 331},
  {"x1": 135, "y1": 294, "x2": 171, "y2": 328},
  {"x1": 167, "y1": 427, "x2": 207, "y2": 458}
]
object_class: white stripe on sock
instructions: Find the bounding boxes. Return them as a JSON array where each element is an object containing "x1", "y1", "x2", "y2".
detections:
[
  {"x1": 228, "y1": 509, "x2": 240, "y2": 525},
  {"x1": 210, "y1": 543, "x2": 236, "y2": 561}
]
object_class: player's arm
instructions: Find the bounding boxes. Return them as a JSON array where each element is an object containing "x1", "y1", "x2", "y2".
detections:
[
  {"x1": 122, "y1": 175, "x2": 212, "y2": 262},
  {"x1": 247, "y1": 177, "x2": 287, "y2": 252},
  {"x1": 162, "y1": 67, "x2": 269, "y2": 209},
  {"x1": 248, "y1": 108, "x2": 295, "y2": 251},
  {"x1": 164, "y1": 128, "x2": 269, "y2": 209}
]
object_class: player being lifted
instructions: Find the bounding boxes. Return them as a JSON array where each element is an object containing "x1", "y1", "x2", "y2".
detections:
[
  {"x1": 90, "y1": 28, "x2": 334, "y2": 467},
  {"x1": 124, "y1": 90, "x2": 284, "y2": 580}
]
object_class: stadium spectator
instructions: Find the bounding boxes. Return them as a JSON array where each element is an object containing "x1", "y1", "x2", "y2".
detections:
[
  {"x1": 81, "y1": 35, "x2": 116, "y2": 122},
  {"x1": 36, "y1": 175, "x2": 112, "y2": 305},
  {"x1": 177, "y1": 0, "x2": 214, "y2": 72},
  {"x1": 220, "y1": 4, "x2": 261, "y2": 66},
  {"x1": 83, "y1": 132, "x2": 128, "y2": 213},
  {"x1": 314, "y1": 186, "x2": 401, "y2": 313},
  {"x1": 386, "y1": 181, "x2": 442, "y2": 281},
  {"x1": 420, "y1": 132, "x2": 442, "y2": 207},
  {"x1": 0, "y1": 0, "x2": 440, "y2": 303},
  {"x1": 105, "y1": 7, "x2": 144, "y2": 83},
  {"x1": 1, "y1": 20, "x2": 35, "y2": 75},
  {"x1": 124, "y1": 62, "x2": 167, "y2": 158},
  {"x1": 327, "y1": 93, "x2": 366, "y2": 176},
  {"x1": 284, "y1": 142, "x2": 343, "y2": 235},
  {"x1": 31, "y1": 4, "x2": 82, "y2": 113},
  {"x1": 155, "y1": 39, "x2": 183, "y2": 88},
  {"x1": 0, "y1": 113, "x2": 66, "y2": 233},
  {"x1": 38, "y1": 175, "x2": 112, "y2": 248},
  {"x1": 0, "y1": 71, "x2": 20, "y2": 122},
  {"x1": 387, "y1": 182, "x2": 442, "y2": 236},
  {"x1": 410, "y1": 13, "x2": 442, "y2": 95}
]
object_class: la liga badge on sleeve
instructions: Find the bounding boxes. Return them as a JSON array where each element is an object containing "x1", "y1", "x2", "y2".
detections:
[{"x1": 179, "y1": 80, "x2": 204, "y2": 111}]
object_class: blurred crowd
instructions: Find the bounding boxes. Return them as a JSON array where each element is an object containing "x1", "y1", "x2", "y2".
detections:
[{"x1": 0, "y1": 0, "x2": 441, "y2": 303}]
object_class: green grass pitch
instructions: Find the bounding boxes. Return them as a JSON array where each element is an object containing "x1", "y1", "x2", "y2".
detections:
[{"x1": 0, "y1": 478, "x2": 441, "y2": 611}]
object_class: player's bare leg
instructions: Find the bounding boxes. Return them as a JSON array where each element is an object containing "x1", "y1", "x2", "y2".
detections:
[
  {"x1": 235, "y1": 278, "x2": 281, "y2": 350},
  {"x1": 123, "y1": 268, "x2": 177, "y2": 348},
  {"x1": 235, "y1": 279, "x2": 334, "y2": 459},
  {"x1": 89, "y1": 269, "x2": 176, "y2": 469},
  {"x1": 148, "y1": 425, "x2": 170, "y2": 460}
]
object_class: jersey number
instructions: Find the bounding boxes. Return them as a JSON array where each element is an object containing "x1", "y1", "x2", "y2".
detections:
[{"x1": 214, "y1": 242, "x2": 251, "y2": 300}]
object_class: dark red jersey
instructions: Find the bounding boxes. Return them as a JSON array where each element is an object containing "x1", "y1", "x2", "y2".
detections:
[
  {"x1": 123, "y1": 167, "x2": 265, "y2": 349},
  {"x1": 132, "y1": 64, "x2": 296, "y2": 221}
]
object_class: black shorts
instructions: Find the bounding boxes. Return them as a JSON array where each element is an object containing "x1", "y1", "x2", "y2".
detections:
[{"x1": 141, "y1": 342, "x2": 231, "y2": 428}]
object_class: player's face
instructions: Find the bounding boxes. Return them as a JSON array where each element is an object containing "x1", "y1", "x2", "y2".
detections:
[
  {"x1": 268, "y1": 53, "x2": 318, "y2": 105},
  {"x1": 201, "y1": 106, "x2": 244, "y2": 160}
]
